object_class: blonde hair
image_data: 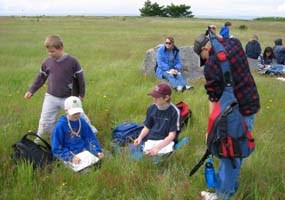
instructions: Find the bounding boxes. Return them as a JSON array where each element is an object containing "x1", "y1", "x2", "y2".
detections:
[
  {"x1": 251, "y1": 34, "x2": 259, "y2": 41},
  {"x1": 44, "y1": 35, "x2": 64, "y2": 49}
]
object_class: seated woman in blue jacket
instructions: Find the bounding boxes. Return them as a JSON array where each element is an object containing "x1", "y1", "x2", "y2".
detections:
[
  {"x1": 155, "y1": 36, "x2": 193, "y2": 92},
  {"x1": 51, "y1": 96, "x2": 104, "y2": 164}
]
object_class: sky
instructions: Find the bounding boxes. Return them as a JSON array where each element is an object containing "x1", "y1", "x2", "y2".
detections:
[{"x1": 1, "y1": 0, "x2": 285, "y2": 19}]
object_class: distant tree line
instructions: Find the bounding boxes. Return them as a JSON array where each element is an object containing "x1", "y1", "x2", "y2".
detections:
[{"x1": 139, "y1": 0, "x2": 194, "y2": 18}]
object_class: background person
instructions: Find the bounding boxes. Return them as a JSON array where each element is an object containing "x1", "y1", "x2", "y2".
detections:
[
  {"x1": 245, "y1": 34, "x2": 262, "y2": 59},
  {"x1": 273, "y1": 38, "x2": 285, "y2": 64},
  {"x1": 155, "y1": 36, "x2": 193, "y2": 92},
  {"x1": 219, "y1": 21, "x2": 232, "y2": 39},
  {"x1": 257, "y1": 46, "x2": 274, "y2": 70}
]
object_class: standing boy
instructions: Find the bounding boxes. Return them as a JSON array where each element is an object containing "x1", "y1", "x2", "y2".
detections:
[
  {"x1": 24, "y1": 35, "x2": 95, "y2": 142},
  {"x1": 134, "y1": 83, "x2": 181, "y2": 156},
  {"x1": 194, "y1": 29, "x2": 260, "y2": 199}
]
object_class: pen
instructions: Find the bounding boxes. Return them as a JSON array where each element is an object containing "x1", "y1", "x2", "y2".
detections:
[
  {"x1": 70, "y1": 151, "x2": 75, "y2": 156},
  {"x1": 128, "y1": 136, "x2": 135, "y2": 142}
]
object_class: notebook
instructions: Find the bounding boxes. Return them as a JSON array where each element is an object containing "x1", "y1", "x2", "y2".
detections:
[
  {"x1": 65, "y1": 150, "x2": 99, "y2": 172},
  {"x1": 143, "y1": 140, "x2": 174, "y2": 155}
]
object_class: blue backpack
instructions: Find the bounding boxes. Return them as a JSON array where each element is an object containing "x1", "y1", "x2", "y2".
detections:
[
  {"x1": 112, "y1": 122, "x2": 144, "y2": 146},
  {"x1": 190, "y1": 28, "x2": 255, "y2": 176}
]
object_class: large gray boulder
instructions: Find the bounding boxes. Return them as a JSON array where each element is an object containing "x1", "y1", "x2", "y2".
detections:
[{"x1": 142, "y1": 45, "x2": 204, "y2": 80}]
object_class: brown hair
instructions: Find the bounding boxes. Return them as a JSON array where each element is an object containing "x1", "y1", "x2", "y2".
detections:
[
  {"x1": 263, "y1": 46, "x2": 274, "y2": 59},
  {"x1": 44, "y1": 35, "x2": 64, "y2": 49},
  {"x1": 165, "y1": 36, "x2": 175, "y2": 44},
  {"x1": 225, "y1": 21, "x2": 232, "y2": 27},
  {"x1": 164, "y1": 95, "x2": 171, "y2": 103}
]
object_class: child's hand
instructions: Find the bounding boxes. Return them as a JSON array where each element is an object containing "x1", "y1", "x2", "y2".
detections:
[
  {"x1": 134, "y1": 138, "x2": 141, "y2": 146},
  {"x1": 72, "y1": 156, "x2": 81, "y2": 164},
  {"x1": 24, "y1": 92, "x2": 33, "y2": 100},
  {"x1": 169, "y1": 69, "x2": 177, "y2": 74},
  {"x1": 144, "y1": 146, "x2": 159, "y2": 156},
  {"x1": 97, "y1": 152, "x2": 104, "y2": 159}
]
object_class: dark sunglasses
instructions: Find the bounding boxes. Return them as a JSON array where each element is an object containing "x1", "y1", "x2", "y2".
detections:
[{"x1": 165, "y1": 42, "x2": 172, "y2": 45}]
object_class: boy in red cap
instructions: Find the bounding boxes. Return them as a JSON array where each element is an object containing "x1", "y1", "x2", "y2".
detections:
[{"x1": 134, "y1": 83, "x2": 181, "y2": 156}]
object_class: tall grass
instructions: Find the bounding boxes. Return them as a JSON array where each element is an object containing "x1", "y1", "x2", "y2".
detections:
[{"x1": 0, "y1": 16, "x2": 284, "y2": 199}]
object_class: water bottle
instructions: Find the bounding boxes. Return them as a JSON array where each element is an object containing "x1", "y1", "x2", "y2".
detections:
[{"x1": 205, "y1": 158, "x2": 216, "y2": 188}]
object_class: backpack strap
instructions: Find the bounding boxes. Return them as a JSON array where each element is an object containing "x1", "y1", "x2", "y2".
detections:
[
  {"x1": 23, "y1": 132, "x2": 51, "y2": 150},
  {"x1": 208, "y1": 28, "x2": 233, "y2": 87},
  {"x1": 189, "y1": 149, "x2": 211, "y2": 176}
]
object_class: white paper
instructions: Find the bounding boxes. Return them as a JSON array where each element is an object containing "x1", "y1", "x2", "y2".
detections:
[
  {"x1": 65, "y1": 151, "x2": 99, "y2": 172},
  {"x1": 143, "y1": 140, "x2": 174, "y2": 155}
]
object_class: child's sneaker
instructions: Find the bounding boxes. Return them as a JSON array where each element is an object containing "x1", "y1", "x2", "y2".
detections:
[
  {"x1": 185, "y1": 85, "x2": 194, "y2": 90},
  {"x1": 176, "y1": 86, "x2": 183, "y2": 92},
  {"x1": 201, "y1": 191, "x2": 218, "y2": 200}
]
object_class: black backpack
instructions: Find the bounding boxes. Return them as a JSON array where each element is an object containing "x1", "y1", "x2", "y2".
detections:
[{"x1": 12, "y1": 132, "x2": 54, "y2": 169}]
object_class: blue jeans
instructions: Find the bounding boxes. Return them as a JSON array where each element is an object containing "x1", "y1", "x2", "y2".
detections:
[
  {"x1": 215, "y1": 114, "x2": 255, "y2": 199},
  {"x1": 162, "y1": 71, "x2": 187, "y2": 88}
]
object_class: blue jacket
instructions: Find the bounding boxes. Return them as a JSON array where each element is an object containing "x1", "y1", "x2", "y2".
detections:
[
  {"x1": 219, "y1": 27, "x2": 230, "y2": 38},
  {"x1": 51, "y1": 115, "x2": 102, "y2": 161},
  {"x1": 245, "y1": 40, "x2": 261, "y2": 59},
  {"x1": 156, "y1": 45, "x2": 181, "y2": 79}
]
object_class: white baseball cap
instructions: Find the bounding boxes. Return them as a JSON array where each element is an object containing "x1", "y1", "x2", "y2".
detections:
[{"x1": 64, "y1": 96, "x2": 83, "y2": 115}]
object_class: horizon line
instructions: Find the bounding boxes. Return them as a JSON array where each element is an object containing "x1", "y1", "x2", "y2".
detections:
[{"x1": 1, "y1": 12, "x2": 284, "y2": 20}]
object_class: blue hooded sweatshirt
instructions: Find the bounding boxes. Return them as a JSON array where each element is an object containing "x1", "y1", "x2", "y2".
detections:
[{"x1": 51, "y1": 115, "x2": 102, "y2": 161}]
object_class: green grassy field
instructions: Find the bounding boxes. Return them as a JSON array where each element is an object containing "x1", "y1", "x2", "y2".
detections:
[{"x1": 0, "y1": 16, "x2": 284, "y2": 200}]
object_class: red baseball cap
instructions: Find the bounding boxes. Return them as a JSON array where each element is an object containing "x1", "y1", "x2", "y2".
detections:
[{"x1": 148, "y1": 83, "x2": 172, "y2": 98}]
